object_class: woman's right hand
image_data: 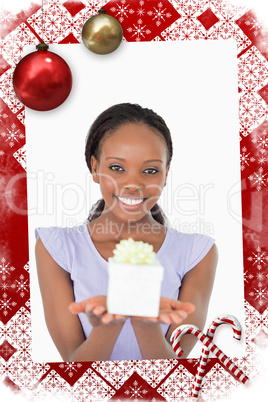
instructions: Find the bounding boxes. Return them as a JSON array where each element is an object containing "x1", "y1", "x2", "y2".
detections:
[{"x1": 69, "y1": 295, "x2": 128, "y2": 327}]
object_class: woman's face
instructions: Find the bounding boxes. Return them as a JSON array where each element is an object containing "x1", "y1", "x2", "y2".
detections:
[{"x1": 91, "y1": 123, "x2": 170, "y2": 223}]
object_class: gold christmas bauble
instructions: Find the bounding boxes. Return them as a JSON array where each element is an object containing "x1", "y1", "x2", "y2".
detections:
[{"x1": 82, "y1": 9, "x2": 123, "y2": 55}]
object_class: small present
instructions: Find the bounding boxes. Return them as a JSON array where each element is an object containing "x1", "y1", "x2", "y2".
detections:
[{"x1": 107, "y1": 238, "x2": 164, "y2": 317}]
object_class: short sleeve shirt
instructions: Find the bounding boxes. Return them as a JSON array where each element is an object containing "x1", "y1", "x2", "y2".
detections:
[{"x1": 35, "y1": 224, "x2": 215, "y2": 361}]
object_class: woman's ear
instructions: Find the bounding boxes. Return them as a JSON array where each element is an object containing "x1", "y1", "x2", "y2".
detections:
[{"x1": 91, "y1": 156, "x2": 99, "y2": 183}]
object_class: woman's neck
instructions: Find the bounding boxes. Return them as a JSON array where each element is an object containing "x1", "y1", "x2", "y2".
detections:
[{"x1": 88, "y1": 213, "x2": 164, "y2": 242}]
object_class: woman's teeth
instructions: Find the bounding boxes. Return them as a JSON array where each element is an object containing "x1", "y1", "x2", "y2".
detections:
[{"x1": 118, "y1": 197, "x2": 144, "y2": 206}]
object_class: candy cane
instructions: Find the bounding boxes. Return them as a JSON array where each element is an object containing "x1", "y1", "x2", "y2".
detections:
[
  {"x1": 191, "y1": 315, "x2": 242, "y2": 398},
  {"x1": 170, "y1": 324, "x2": 249, "y2": 387}
]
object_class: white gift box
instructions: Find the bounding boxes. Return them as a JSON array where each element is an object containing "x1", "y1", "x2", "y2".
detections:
[{"x1": 107, "y1": 258, "x2": 164, "y2": 317}]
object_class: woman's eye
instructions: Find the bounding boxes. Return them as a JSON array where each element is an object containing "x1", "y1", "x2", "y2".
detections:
[
  {"x1": 109, "y1": 164, "x2": 124, "y2": 172},
  {"x1": 144, "y1": 168, "x2": 158, "y2": 174}
]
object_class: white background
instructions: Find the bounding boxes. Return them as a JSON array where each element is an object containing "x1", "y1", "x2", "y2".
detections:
[
  {"x1": 25, "y1": 40, "x2": 245, "y2": 362},
  {"x1": 1, "y1": 0, "x2": 268, "y2": 400}
]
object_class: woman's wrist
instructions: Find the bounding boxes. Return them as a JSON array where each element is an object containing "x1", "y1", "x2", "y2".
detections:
[
  {"x1": 69, "y1": 320, "x2": 125, "y2": 362},
  {"x1": 130, "y1": 317, "x2": 178, "y2": 360},
  {"x1": 130, "y1": 316, "x2": 159, "y2": 328}
]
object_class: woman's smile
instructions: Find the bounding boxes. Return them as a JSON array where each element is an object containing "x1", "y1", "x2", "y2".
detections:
[{"x1": 115, "y1": 195, "x2": 147, "y2": 210}]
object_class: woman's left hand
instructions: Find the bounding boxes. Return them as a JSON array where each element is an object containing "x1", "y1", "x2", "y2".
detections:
[{"x1": 131, "y1": 297, "x2": 195, "y2": 325}]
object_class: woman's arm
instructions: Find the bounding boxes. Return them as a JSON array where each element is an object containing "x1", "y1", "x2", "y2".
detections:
[
  {"x1": 35, "y1": 238, "x2": 125, "y2": 362},
  {"x1": 130, "y1": 298, "x2": 195, "y2": 360},
  {"x1": 131, "y1": 244, "x2": 218, "y2": 360},
  {"x1": 166, "y1": 243, "x2": 218, "y2": 357}
]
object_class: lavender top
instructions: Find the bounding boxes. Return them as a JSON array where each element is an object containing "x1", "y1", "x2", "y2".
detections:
[{"x1": 35, "y1": 224, "x2": 215, "y2": 361}]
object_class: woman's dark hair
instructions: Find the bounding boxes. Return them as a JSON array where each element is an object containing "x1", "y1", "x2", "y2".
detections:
[{"x1": 85, "y1": 103, "x2": 173, "y2": 225}]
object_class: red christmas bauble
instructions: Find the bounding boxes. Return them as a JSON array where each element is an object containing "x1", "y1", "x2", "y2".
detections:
[{"x1": 13, "y1": 43, "x2": 72, "y2": 111}]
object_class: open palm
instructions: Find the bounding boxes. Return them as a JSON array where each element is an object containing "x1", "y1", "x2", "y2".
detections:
[
  {"x1": 69, "y1": 296, "x2": 195, "y2": 326},
  {"x1": 130, "y1": 297, "x2": 195, "y2": 325},
  {"x1": 69, "y1": 295, "x2": 128, "y2": 327}
]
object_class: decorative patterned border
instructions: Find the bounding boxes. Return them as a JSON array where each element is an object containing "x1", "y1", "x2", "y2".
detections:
[{"x1": 0, "y1": 0, "x2": 268, "y2": 400}]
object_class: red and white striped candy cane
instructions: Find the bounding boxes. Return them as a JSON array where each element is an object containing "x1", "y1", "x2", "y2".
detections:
[
  {"x1": 191, "y1": 315, "x2": 242, "y2": 398},
  {"x1": 170, "y1": 324, "x2": 249, "y2": 389}
]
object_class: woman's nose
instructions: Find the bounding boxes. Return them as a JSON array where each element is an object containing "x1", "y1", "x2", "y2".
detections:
[
  {"x1": 122, "y1": 173, "x2": 144, "y2": 192},
  {"x1": 124, "y1": 183, "x2": 143, "y2": 192}
]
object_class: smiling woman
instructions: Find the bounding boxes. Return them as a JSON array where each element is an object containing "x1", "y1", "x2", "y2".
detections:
[{"x1": 34, "y1": 103, "x2": 217, "y2": 362}]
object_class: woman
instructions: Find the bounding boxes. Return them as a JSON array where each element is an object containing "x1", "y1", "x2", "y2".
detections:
[{"x1": 35, "y1": 103, "x2": 217, "y2": 361}]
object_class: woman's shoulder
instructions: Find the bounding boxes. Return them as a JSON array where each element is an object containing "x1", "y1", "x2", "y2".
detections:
[
  {"x1": 35, "y1": 223, "x2": 88, "y2": 242},
  {"x1": 167, "y1": 226, "x2": 214, "y2": 245},
  {"x1": 165, "y1": 226, "x2": 215, "y2": 272},
  {"x1": 35, "y1": 224, "x2": 89, "y2": 274},
  {"x1": 35, "y1": 224, "x2": 89, "y2": 259}
]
